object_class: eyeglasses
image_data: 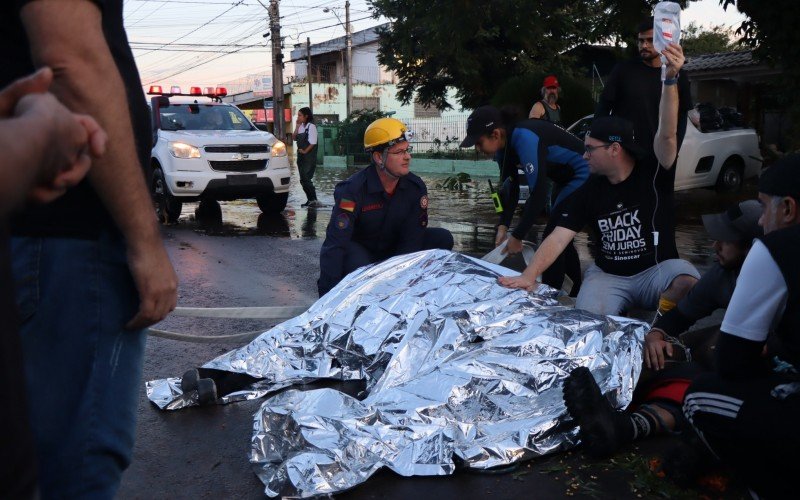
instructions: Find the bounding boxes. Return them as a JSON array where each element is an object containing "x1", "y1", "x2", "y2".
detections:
[
  {"x1": 584, "y1": 143, "x2": 612, "y2": 155},
  {"x1": 388, "y1": 146, "x2": 413, "y2": 155},
  {"x1": 637, "y1": 37, "x2": 654, "y2": 46}
]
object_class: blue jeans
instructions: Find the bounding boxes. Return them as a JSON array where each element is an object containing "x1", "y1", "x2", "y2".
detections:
[{"x1": 11, "y1": 232, "x2": 144, "y2": 499}]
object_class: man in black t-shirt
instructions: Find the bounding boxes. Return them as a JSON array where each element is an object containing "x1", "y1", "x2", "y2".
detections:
[
  {"x1": 595, "y1": 17, "x2": 693, "y2": 161},
  {"x1": 595, "y1": 17, "x2": 692, "y2": 258},
  {"x1": 500, "y1": 43, "x2": 699, "y2": 317},
  {"x1": 1, "y1": 2, "x2": 178, "y2": 497}
]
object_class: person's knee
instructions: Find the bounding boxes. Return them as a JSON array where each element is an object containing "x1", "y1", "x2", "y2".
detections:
[
  {"x1": 422, "y1": 227, "x2": 454, "y2": 250},
  {"x1": 682, "y1": 372, "x2": 728, "y2": 429},
  {"x1": 343, "y1": 241, "x2": 376, "y2": 274},
  {"x1": 575, "y1": 287, "x2": 626, "y2": 316},
  {"x1": 664, "y1": 274, "x2": 698, "y2": 300}
]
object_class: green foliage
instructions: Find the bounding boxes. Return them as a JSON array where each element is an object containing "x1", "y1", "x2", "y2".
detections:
[
  {"x1": 438, "y1": 172, "x2": 472, "y2": 191},
  {"x1": 334, "y1": 108, "x2": 390, "y2": 164},
  {"x1": 681, "y1": 22, "x2": 737, "y2": 56},
  {"x1": 720, "y1": 0, "x2": 800, "y2": 149},
  {"x1": 368, "y1": 0, "x2": 696, "y2": 109},
  {"x1": 491, "y1": 73, "x2": 597, "y2": 128},
  {"x1": 425, "y1": 136, "x2": 460, "y2": 158}
]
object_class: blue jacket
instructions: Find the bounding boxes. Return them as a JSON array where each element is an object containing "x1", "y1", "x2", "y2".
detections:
[
  {"x1": 318, "y1": 164, "x2": 429, "y2": 295},
  {"x1": 496, "y1": 120, "x2": 589, "y2": 240}
]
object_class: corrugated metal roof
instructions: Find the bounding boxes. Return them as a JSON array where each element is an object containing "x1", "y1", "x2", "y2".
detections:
[
  {"x1": 288, "y1": 23, "x2": 389, "y2": 62},
  {"x1": 684, "y1": 50, "x2": 756, "y2": 72}
]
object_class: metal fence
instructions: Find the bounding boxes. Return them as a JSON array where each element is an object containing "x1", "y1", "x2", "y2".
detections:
[
  {"x1": 405, "y1": 117, "x2": 471, "y2": 158},
  {"x1": 317, "y1": 116, "x2": 491, "y2": 164}
]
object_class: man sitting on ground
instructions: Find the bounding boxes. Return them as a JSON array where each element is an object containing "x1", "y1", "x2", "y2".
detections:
[
  {"x1": 645, "y1": 200, "x2": 763, "y2": 370},
  {"x1": 499, "y1": 42, "x2": 698, "y2": 317},
  {"x1": 681, "y1": 154, "x2": 800, "y2": 498},
  {"x1": 560, "y1": 200, "x2": 762, "y2": 459}
]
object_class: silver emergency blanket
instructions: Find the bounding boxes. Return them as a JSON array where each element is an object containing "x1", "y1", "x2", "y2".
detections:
[{"x1": 147, "y1": 250, "x2": 647, "y2": 497}]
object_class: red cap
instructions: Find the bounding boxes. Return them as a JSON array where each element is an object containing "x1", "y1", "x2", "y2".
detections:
[{"x1": 542, "y1": 75, "x2": 560, "y2": 88}]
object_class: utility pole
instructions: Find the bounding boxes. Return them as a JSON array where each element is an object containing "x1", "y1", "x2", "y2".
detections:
[
  {"x1": 306, "y1": 37, "x2": 313, "y2": 112},
  {"x1": 269, "y1": 0, "x2": 284, "y2": 140},
  {"x1": 345, "y1": 0, "x2": 352, "y2": 119}
]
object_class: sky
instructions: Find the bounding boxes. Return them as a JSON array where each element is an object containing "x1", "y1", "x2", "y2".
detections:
[{"x1": 125, "y1": 0, "x2": 748, "y2": 92}]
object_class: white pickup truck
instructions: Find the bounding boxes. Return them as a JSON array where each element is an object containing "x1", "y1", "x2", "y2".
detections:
[
  {"x1": 148, "y1": 87, "x2": 290, "y2": 223},
  {"x1": 567, "y1": 114, "x2": 762, "y2": 192}
]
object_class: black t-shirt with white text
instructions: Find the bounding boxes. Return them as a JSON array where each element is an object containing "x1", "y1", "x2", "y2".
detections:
[{"x1": 556, "y1": 160, "x2": 679, "y2": 276}]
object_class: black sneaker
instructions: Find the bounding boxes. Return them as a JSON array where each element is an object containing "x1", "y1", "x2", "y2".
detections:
[
  {"x1": 181, "y1": 368, "x2": 200, "y2": 393},
  {"x1": 563, "y1": 366, "x2": 629, "y2": 458},
  {"x1": 196, "y1": 378, "x2": 218, "y2": 406},
  {"x1": 301, "y1": 200, "x2": 312, "y2": 207}
]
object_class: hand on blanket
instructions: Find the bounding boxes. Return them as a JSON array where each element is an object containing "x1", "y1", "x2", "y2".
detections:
[
  {"x1": 498, "y1": 274, "x2": 540, "y2": 292},
  {"x1": 644, "y1": 329, "x2": 673, "y2": 370}
]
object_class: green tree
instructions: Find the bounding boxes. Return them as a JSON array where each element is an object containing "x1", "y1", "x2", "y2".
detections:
[
  {"x1": 491, "y1": 72, "x2": 596, "y2": 126},
  {"x1": 369, "y1": 0, "x2": 696, "y2": 110},
  {"x1": 721, "y1": 0, "x2": 800, "y2": 149},
  {"x1": 335, "y1": 109, "x2": 390, "y2": 164},
  {"x1": 681, "y1": 22, "x2": 736, "y2": 56}
]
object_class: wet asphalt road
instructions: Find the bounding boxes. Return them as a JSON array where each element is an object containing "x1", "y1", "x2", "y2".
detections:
[{"x1": 118, "y1": 162, "x2": 756, "y2": 499}]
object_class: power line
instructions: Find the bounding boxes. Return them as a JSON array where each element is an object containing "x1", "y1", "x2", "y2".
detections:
[
  {"x1": 132, "y1": 47, "x2": 266, "y2": 53},
  {"x1": 137, "y1": 21, "x2": 265, "y2": 76},
  {"x1": 143, "y1": 42, "x2": 263, "y2": 85},
  {"x1": 136, "y1": 0, "x2": 247, "y2": 57},
  {"x1": 131, "y1": 42, "x2": 261, "y2": 48},
  {"x1": 294, "y1": 14, "x2": 372, "y2": 36}
]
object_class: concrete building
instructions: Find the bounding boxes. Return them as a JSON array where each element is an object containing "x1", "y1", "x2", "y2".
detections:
[{"x1": 220, "y1": 23, "x2": 471, "y2": 151}]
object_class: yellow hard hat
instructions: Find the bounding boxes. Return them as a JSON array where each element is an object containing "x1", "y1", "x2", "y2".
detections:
[{"x1": 363, "y1": 117, "x2": 408, "y2": 151}]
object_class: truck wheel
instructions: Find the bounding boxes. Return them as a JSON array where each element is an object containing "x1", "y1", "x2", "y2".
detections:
[
  {"x1": 195, "y1": 199, "x2": 222, "y2": 224},
  {"x1": 256, "y1": 192, "x2": 289, "y2": 213},
  {"x1": 152, "y1": 168, "x2": 182, "y2": 223},
  {"x1": 715, "y1": 157, "x2": 744, "y2": 193}
]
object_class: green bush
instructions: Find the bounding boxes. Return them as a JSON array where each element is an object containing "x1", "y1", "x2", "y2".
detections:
[{"x1": 334, "y1": 109, "x2": 391, "y2": 164}]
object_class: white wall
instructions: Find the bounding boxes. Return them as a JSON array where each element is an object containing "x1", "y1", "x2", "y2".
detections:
[{"x1": 289, "y1": 82, "x2": 470, "y2": 145}]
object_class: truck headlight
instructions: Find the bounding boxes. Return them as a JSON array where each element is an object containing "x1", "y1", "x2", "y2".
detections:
[
  {"x1": 271, "y1": 141, "x2": 287, "y2": 157},
  {"x1": 169, "y1": 142, "x2": 201, "y2": 159}
]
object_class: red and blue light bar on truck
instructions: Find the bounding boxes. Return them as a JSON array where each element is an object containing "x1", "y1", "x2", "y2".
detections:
[{"x1": 147, "y1": 85, "x2": 227, "y2": 98}]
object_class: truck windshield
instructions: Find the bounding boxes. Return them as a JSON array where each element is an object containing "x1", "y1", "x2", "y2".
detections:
[{"x1": 159, "y1": 104, "x2": 254, "y2": 132}]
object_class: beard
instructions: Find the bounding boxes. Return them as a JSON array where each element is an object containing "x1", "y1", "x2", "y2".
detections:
[
  {"x1": 640, "y1": 49, "x2": 658, "y2": 62},
  {"x1": 545, "y1": 93, "x2": 557, "y2": 105}
]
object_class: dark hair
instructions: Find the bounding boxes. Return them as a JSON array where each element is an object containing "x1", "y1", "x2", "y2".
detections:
[
  {"x1": 499, "y1": 105, "x2": 524, "y2": 129},
  {"x1": 298, "y1": 106, "x2": 314, "y2": 124},
  {"x1": 637, "y1": 17, "x2": 654, "y2": 34}
]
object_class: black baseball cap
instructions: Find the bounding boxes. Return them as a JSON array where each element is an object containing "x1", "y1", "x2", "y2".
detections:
[
  {"x1": 588, "y1": 116, "x2": 646, "y2": 160},
  {"x1": 701, "y1": 200, "x2": 763, "y2": 242},
  {"x1": 460, "y1": 106, "x2": 503, "y2": 148},
  {"x1": 759, "y1": 153, "x2": 800, "y2": 201}
]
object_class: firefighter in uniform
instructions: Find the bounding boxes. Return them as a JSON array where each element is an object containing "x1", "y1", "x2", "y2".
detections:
[{"x1": 317, "y1": 117, "x2": 454, "y2": 296}]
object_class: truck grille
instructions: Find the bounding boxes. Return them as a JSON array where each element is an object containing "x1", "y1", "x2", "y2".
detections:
[
  {"x1": 205, "y1": 145, "x2": 269, "y2": 153},
  {"x1": 209, "y1": 160, "x2": 267, "y2": 172}
]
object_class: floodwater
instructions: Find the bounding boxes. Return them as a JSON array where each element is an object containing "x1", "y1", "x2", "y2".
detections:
[{"x1": 172, "y1": 158, "x2": 759, "y2": 273}]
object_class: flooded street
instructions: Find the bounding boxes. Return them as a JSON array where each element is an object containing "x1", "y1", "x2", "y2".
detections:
[
  {"x1": 119, "y1": 157, "x2": 758, "y2": 499},
  {"x1": 174, "y1": 157, "x2": 759, "y2": 272}
]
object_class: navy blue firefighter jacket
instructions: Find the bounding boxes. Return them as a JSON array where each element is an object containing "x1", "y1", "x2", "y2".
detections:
[{"x1": 318, "y1": 164, "x2": 429, "y2": 295}]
